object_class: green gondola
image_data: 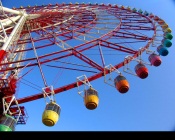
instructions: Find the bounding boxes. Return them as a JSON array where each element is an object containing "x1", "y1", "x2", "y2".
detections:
[{"x1": 0, "y1": 114, "x2": 17, "y2": 131}]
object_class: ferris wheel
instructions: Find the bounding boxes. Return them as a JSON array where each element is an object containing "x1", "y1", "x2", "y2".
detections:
[{"x1": 0, "y1": 2, "x2": 173, "y2": 131}]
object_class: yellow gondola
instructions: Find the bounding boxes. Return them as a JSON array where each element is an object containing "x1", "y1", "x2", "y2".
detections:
[
  {"x1": 42, "y1": 101, "x2": 61, "y2": 127},
  {"x1": 121, "y1": 5, "x2": 125, "y2": 9},
  {"x1": 127, "y1": 6, "x2": 131, "y2": 11},
  {"x1": 164, "y1": 28, "x2": 172, "y2": 33},
  {"x1": 84, "y1": 87, "x2": 99, "y2": 110}
]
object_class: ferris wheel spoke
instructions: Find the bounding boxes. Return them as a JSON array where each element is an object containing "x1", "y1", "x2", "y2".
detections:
[
  {"x1": 99, "y1": 40, "x2": 137, "y2": 54},
  {"x1": 113, "y1": 30, "x2": 151, "y2": 41},
  {"x1": 120, "y1": 26, "x2": 154, "y2": 30},
  {"x1": 45, "y1": 64, "x2": 98, "y2": 73},
  {"x1": 72, "y1": 49, "x2": 104, "y2": 71}
]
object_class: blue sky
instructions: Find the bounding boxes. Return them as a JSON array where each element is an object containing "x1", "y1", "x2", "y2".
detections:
[{"x1": 1, "y1": 0, "x2": 175, "y2": 131}]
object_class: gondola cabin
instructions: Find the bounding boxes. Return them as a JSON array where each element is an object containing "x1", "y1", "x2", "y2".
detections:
[
  {"x1": 0, "y1": 114, "x2": 16, "y2": 131},
  {"x1": 127, "y1": 6, "x2": 131, "y2": 11},
  {"x1": 164, "y1": 33, "x2": 173, "y2": 40},
  {"x1": 135, "y1": 63, "x2": 148, "y2": 79},
  {"x1": 132, "y1": 8, "x2": 137, "y2": 12},
  {"x1": 154, "y1": 16, "x2": 160, "y2": 21},
  {"x1": 115, "y1": 5, "x2": 118, "y2": 8},
  {"x1": 161, "y1": 23, "x2": 168, "y2": 30},
  {"x1": 84, "y1": 87, "x2": 99, "y2": 110},
  {"x1": 148, "y1": 54, "x2": 162, "y2": 67},
  {"x1": 114, "y1": 75, "x2": 129, "y2": 94},
  {"x1": 149, "y1": 13, "x2": 154, "y2": 19},
  {"x1": 158, "y1": 19, "x2": 165, "y2": 25},
  {"x1": 121, "y1": 5, "x2": 125, "y2": 9},
  {"x1": 162, "y1": 39, "x2": 172, "y2": 47},
  {"x1": 108, "y1": 3, "x2": 111, "y2": 7},
  {"x1": 42, "y1": 101, "x2": 61, "y2": 127},
  {"x1": 157, "y1": 45, "x2": 169, "y2": 56},
  {"x1": 164, "y1": 28, "x2": 172, "y2": 33},
  {"x1": 144, "y1": 11, "x2": 149, "y2": 16},
  {"x1": 138, "y1": 9, "x2": 143, "y2": 14}
]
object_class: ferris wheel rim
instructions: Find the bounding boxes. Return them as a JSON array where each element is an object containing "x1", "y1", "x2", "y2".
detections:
[{"x1": 1, "y1": 3, "x2": 162, "y2": 105}]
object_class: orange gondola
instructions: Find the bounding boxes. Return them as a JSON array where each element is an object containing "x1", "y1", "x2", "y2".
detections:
[{"x1": 114, "y1": 75, "x2": 129, "y2": 93}]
